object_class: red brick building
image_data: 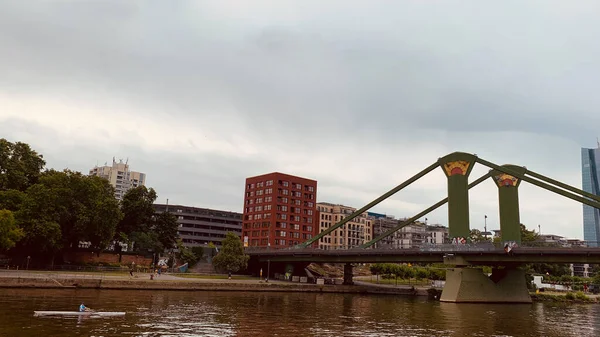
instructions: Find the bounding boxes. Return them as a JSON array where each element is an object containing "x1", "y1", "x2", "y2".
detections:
[{"x1": 242, "y1": 172, "x2": 318, "y2": 248}]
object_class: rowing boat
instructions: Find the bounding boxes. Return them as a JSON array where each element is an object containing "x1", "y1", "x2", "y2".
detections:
[{"x1": 34, "y1": 311, "x2": 125, "y2": 317}]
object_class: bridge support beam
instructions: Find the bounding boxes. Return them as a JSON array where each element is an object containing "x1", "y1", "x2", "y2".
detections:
[
  {"x1": 438, "y1": 153, "x2": 477, "y2": 240},
  {"x1": 440, "y1": 267, "x2": 531, "y2": 303},
  {"x1": 492, "y1": 165, "x2": 526, "y2": 244},
  {"x1": 343, "y1": 263, "x2": 354, "y2": 285}
]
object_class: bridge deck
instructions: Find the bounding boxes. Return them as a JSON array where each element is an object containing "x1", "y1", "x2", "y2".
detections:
[{"x1": 247, "y1": 247, "x2": 600, "y2": 265}]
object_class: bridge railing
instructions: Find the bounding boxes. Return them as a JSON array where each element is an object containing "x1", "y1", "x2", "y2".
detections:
[{"x1": 245, "y1": 241, "x2": 600, "y2": 253}]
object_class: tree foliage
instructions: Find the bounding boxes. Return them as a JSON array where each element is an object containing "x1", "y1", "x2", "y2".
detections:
[
  {"x1": 0, "y1": 139, "x2": 46, "y2": 192},
  {"x1": 118, "y1": 187, "x2": 178, "y2": 254},
  {"x1": 469, "y1": 229, "x2": 491, "y2": 243},
  {"x1": 0, "y1": 189, "x2": 26, "y2": 211},
  {"x1": 369, "y1": 263, "x2": 446, "y2": 281},
  {"x1": 152, "y1": 211, "x2": 179, "y2": 251},
  {"x1": 15, "y1": 170, "x2": 123, "y2": 252},
  {"x1": 212, "y1": 232, "x2": 249, "y2": 273},
  {"x1": 0, "y1": 210, "x2": 24, "y2": 251},
  {"x1": 175, "y1": 240, "x2": 203, "y2": 267},
  {"x1": 117, "y1": 186, "x2": 157, "y2": 241},
  {"x1": 0, "y1": 140, "x2": 176, "y2": 264},
  {"x1": 520, "y1": 224, "x2": 539, "y2": 243}
]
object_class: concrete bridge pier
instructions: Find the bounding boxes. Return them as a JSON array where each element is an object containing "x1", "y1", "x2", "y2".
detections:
[
  {"x1": 440, "y1": 267, "x2": 531, "y2": 303},
  {"x1": 343, "y1": 263, "x2": 354, "y2": 285}
]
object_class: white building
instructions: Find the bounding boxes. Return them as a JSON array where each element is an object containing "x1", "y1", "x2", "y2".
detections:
[{"x1": 89, "y1": 158, "x2": 146, "y2": 200}]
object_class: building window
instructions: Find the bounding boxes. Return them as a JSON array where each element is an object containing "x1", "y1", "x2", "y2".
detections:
[
  {"x1": 266, "y1": 180, "x2": 273, "y2": 186},
  {"x1": 265, "y1": 196, "x2": 272, "y2": 202},
  {"x1": 265, "y1": 188, "x2": 272, "y2": 194}
]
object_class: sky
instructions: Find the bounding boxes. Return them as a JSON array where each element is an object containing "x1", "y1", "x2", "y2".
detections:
[{"x1": 1, "y1": 1, "x2": 599, "y2": 239}]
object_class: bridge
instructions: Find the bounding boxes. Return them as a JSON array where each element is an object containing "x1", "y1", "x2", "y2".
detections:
[{"x1": 245, "y1": 152, "x2": 600, "y2": 303}]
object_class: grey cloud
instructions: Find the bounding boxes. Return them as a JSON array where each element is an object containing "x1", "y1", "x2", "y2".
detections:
[{"x1": 1, "y1": 1, "x2": 597, "y2": 237}]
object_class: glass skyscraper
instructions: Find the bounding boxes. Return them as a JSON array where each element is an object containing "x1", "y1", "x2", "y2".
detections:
[{"x1": 582, "y1": 145, "x2": 600, "y2": 247}]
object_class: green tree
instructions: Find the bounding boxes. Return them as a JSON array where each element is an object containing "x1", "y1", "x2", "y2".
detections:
[
  {"x1": 175, "y1": 240, "x2": 201, "y2": 267},
  {"x1": 469, "y1": 229, "x2": 491, "y2": 243},
  {"x1": 0, "y1": 210, "x2": 24, "y2": 251},
  {"x1": 16, "y1": 170, "x2": 122, "y2": 253},
  {"x1": 116, "y1": 186, "x2": 157, "y2": 243},
  {"x1": 0, "y1": 139, "x2": 46, "y2": 192},
  {"x1": 14, "y1": 184, "x2": 63, "y2": 254},
  {"x1": 152, "y1": 211, "x2": 179, "y2": 251},
  {"x1": 0, "y1": 190, "x2": 26, "y2": 211},
  {"x1": 212, "y1": 232, "x2": 249, "y2": 274},
  {"x1": 520, "y1": 224, "x2": 539, "y2": 243}
]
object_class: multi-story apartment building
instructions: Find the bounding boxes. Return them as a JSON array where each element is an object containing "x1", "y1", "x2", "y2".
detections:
[
  {"x1": 89, "y1": 158, "x2": 146, "y2": 200},
  {"x1": 154, "y1": 204, "x2": 242, "y2": 248},
  {"x1": 582, "y1": 144, "x2": 600, "y2": 247},
  {"x1": 393, "y1": 221, "x2": 427, "y2": 248},
  {"x1": 425, "y1": 224, "x2": 450, "y2": 244},
  {"x1": 368, "y1": 212, "x2": 398, "y2": 248},
  {"x1": 242, "y1": 172, "x2": 317, "y2": 248},
  {"x1": 316, "y1": 202, "x2": 372, "y2": 250}
]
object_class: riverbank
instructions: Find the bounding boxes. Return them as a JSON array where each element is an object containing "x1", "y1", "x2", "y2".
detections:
[
  {"x1": 530, "y1": 291, "x2": 600, "y2": 303},
  {"x1": 0, "y1": 275, "x2": 426, "y2": 296}
]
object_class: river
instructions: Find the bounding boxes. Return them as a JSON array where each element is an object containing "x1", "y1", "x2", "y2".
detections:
[{"x1": 0, "y1": 288, "x2": 598, "y2": 336}]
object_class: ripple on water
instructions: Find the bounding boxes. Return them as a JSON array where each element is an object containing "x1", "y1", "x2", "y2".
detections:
[{"x1": 0, "y1": 289, "x2": 599, "y2": 336}]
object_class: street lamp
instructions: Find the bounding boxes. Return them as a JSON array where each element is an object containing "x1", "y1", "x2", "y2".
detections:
[{"x1": 484, "y1": 215, "x2": 488, "y2": 240}]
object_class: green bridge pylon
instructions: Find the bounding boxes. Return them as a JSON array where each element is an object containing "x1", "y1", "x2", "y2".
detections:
[
  {"x1": 437, "y1": 152, "x2": 477, "y2": 241},
  {"x1": 491, "y1": 165, "x2": 526, "y2": 244}
]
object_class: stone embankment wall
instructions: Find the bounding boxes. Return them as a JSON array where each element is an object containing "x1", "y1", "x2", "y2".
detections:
[{"x1": 0, "y1": 277, "x2": 423, "y2": 295}]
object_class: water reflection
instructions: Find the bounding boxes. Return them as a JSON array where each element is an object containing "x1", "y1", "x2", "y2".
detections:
[{"x1": 0, "y1": 289, "x2": 598, "y2": 336}]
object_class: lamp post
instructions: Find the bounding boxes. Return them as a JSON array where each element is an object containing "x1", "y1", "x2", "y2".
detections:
[
  {"x1": 484, "y1": 215, "x2": 488, "y2": 240},
  {"x1": 266, "y1": 224, "x2": 271, "y2": 282}
]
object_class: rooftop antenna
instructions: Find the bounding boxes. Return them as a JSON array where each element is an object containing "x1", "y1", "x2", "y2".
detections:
[{"x1": 597, "y1": 137, "x2": 599, "y2": 148}]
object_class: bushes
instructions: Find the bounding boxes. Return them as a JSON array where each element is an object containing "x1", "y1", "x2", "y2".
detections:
[{"x1": 370, "y1": 263, "x2": 446, "y2": 281}]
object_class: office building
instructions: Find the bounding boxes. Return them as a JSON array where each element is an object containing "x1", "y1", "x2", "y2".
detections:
[
  {"x1": 316, "y1": 202, "x2": 372, "y2": 250},
  {"x1": 89, "y1": 158, "x2": 146, "y2": 200},
  {"x1": 582, "y1": 144, "x2": 600, "y2": 247},
  {"x1": 154, "y1": 204, "x2": 242, "y2": 248},
  {"x1": 242, "y1": 172, "x2": 318, "y2": 248}
]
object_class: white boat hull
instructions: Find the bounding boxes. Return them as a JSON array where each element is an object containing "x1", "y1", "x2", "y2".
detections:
[{"x1": 34, "y1": 311, "x2": 125, "y2": 317}]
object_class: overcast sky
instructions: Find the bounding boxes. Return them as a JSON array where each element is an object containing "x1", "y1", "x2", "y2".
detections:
[{"x1": 1, "y1": 1, "x2": 599, "y2": 239}]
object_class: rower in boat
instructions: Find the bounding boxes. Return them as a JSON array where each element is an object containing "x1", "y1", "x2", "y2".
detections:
[{"x1": 79, "y1": 303, "x2": 93, "y2": 312}]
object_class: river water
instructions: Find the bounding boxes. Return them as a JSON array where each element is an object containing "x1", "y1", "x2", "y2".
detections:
[{"x1": 0, "y1": 288, "x2": 599, "y2": 336}]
